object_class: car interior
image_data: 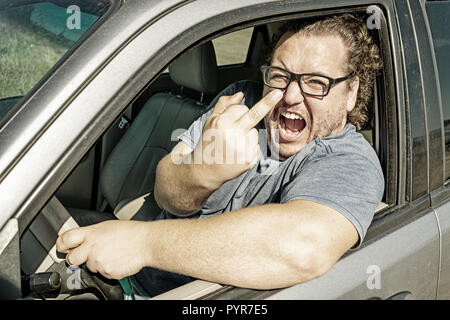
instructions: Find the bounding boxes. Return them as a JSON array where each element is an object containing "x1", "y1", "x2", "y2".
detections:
[{"x1": 18, "y1": 8, "x2": 393, "y2": 300}]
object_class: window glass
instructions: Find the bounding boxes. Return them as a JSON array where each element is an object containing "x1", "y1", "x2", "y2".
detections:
[
  {"x1": 212, "y1": 27, "x2": 254, "y2": 66},
  {"x1": 426, "y1": 1, "x2": 450, "y2": 179},
  {"x1": 0, "y1": 2, "x2": 111, "y2": 121}
]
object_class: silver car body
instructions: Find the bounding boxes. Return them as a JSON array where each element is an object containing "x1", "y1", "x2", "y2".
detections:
[{"x1": 0, "y1": 0, "x2": 448, "y2": 299}]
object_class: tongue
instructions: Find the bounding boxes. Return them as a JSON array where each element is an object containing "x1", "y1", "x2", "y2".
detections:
[{"x1": 285, "y1": 118, "x2": 305, "y2": 131}]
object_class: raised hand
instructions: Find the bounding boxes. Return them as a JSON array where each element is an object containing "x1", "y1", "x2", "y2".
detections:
[{"x1": 189, "y1": 89, "x2": 283, "y2": 186}]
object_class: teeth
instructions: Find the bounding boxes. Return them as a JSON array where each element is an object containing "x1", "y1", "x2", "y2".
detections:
[{"x1": 281, "y1": 112, "x2": 302, "y2": 120}]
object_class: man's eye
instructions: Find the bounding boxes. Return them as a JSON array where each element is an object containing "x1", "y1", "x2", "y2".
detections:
[
  {"x1": 305, "y1": 79, "x2": 327, "y2": 87},
  {"x1": 271, "y1": 74, "x2": 289, "y2": 81}
]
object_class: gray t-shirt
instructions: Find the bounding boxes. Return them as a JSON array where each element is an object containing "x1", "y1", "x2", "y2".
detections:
[{"x1": 162, "y1": 80, "x2": 384, "y2": 247}]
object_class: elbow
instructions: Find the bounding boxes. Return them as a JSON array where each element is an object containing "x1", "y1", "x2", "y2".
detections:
[
  {"x1": 153, "y1": 183, "x2": 167, "y2": 211},
  {"x1": 243, "y1": 242, "x2": 333, "y2": 290},
  {"x1": 153, "y1": 163, "x2": 169, "y2": 211},
  {"x1": 154, "y1": 158, "x2": 204, "y2": 216},
  {"x1": 153, "y1": 184, "x2": 194, "y2": 217},
  {"x1": 282, "y1": 242, "x2": 334, "y2": 285},
  {"x1": 295, "y1": 249, "x2": 332, "y2": 282},
  {"x1": 153, "y1": 171, "x2": 200, "y2": 217}
]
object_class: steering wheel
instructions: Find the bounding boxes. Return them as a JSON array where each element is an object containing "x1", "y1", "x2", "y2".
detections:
[{"x1": 34, "y1": 196, "x2": 125, "y2": 300}]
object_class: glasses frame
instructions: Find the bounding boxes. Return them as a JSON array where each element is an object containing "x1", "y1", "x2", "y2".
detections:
[{"x1": 260, "y1": 65, "x2": 355, "y2": 97}]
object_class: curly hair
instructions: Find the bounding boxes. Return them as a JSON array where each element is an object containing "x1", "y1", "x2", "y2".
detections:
[{"x1": 267, "y1": 14, "x2": 383, "y2": 130}]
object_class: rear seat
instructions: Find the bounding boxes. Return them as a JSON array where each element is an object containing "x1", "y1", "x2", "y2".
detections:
[{"x1": 68, "y1": 41, "x2": 219, "y2": 224}]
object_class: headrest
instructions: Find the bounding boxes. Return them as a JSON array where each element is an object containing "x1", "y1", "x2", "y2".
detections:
[{"x1": 169, "y1": 41, "x2": 218, "y2": 95}]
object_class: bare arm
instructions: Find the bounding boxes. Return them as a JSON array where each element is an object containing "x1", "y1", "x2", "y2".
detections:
[
  {"x1": 143, "y1": 200, "x2": 358, "y2": 288},
  {"x1": 153, "y1": 141, "x2": 220, "y2": 215},
  {"x1": 57, "y1": 200, "x2": 358, "y2": 289}
]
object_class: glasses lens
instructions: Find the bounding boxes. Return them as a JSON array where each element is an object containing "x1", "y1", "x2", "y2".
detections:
[
  {"x1": 300, "y1": 75, "x2": 330, "y2": 96},
  {"x1": 264, "y1": 67, "x2": 291, "y2": 89}
]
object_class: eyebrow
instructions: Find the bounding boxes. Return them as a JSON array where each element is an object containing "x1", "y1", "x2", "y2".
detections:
[
  {"x1": 273, "y1": 57, "x2": 335, "y2": 77},
  {"x1": 272, "y1": 63, "x2": 333, "y2": 78}
]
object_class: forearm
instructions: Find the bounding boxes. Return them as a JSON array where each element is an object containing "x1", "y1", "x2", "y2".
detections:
[
  {"x1": 56, "y1": 200, "x2": 357, "y2": 286},
  {"x1": 142, "y1": 202, "x2": 336, "y2": 289},
  {"x1": 154, "y1": 153, "x2": 219, "y2": 216}
]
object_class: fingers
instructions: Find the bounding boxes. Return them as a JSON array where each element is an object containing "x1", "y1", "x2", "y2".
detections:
[
  {"x1": 237, "y1": 89, "x2": 283, "y2": 129},
  {"x1": 56, "y1": 227, "x2": 87, "y2": 253},
  {"x1": 246, "y1": 128, "x2": 260, "y2": 166},
  {"x1": 210, "y1": 91, "x2": 244, "y2": 116},
  {"x1": 66, "y1": 245, "x2": 89, "y2": 267},
  {"x1": 247, "y1": 128, "x2": 259, "y2": 147},
  {"x1": 85, "y1": 259, "x2": 99, "y2": 275}
]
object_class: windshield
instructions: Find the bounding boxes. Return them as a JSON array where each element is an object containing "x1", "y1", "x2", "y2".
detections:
[{"x1": 0, "y1": 1, "x2": 111, "y2": 122}]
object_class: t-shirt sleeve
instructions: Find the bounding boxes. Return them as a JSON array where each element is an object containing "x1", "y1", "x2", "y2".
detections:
[
  {"x1": 280, "y1": 152, "x2": 384, "y2": 248},
  {"x1": 177, "y1": 109, "x2": 213, "y2": 150}
]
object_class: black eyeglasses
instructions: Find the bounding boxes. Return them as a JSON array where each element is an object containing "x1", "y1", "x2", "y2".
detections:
[{"x1": 260, "y1": 65, "x2": 355, "y2": 97}]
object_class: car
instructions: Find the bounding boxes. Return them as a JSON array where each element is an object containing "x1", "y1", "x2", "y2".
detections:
[{"x1": 0, "y1": 0, "x2": 449, "y2": 300}]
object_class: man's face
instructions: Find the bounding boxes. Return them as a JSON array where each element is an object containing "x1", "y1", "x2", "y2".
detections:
[{"x1": 263, "y1": 32, "x2": 359, "y2": 160}]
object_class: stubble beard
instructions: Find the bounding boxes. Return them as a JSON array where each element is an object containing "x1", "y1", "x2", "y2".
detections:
[{"x1": 263, "y1": 104, "x2": 348, "y2": 161}]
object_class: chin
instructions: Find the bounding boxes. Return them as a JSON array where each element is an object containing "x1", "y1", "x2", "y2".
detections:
[
  {"x1": 278, "y1": 143, "x2": 305, "y2": 159},
  {"x1": 268, "y1": 138, "x2": 306, "y2": 160}
]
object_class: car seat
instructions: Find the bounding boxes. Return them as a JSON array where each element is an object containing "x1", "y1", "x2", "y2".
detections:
[{"x1": 68, "y1": 41, "x2": 219, "y2": 225}]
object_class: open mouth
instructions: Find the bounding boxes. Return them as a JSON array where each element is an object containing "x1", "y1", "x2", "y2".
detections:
[{"x1": 278, "y1": 111, "x2": 306, "y2": 142}]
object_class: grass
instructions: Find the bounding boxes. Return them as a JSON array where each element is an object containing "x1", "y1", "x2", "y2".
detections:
[
  {"x1": 0, "y1": 12, "x2": 252, "y2": 100},
  {"x1": 212, "y1": 27, "x2": 254, "y2": 66},
  {"x1": 0, "y1": 11, "x2": 73, "y2": 99}
]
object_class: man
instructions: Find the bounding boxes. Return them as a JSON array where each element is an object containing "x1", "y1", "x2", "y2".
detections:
[{"x1": 56, "y1": 14, "x2": 384, "y2": 297}]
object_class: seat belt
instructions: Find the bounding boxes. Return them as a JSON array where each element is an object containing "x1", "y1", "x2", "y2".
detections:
[
  {"x1": 118, "y1": 114, "x2": 130, "y2": 130},
  {"x1": 118, "y1": 277, "x2": 135, "y2": 300}
]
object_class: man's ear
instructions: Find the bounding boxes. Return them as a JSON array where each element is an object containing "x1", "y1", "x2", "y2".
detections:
[{"x1": 346, "y1": 76, "x2": 359, "y2": 113}]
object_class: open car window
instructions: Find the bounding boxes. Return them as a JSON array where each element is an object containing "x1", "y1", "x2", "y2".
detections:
[
  {"x1": 212, "y1": 27, "x2": 254, "y2": 66},
  {"x1": 0, "y1": 1, "x2": 112, "y2": 123}
]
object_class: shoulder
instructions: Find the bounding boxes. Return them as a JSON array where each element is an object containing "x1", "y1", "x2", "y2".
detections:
[
  {"x1": 213, "y1": 80, "x2": 263, "y2": 106},
  {"x1": 293, "y1": 124, "x2": 384, "y2": 181},
  {"x1": 221, "y1": 80, "x2": 262, "y2": 95}
]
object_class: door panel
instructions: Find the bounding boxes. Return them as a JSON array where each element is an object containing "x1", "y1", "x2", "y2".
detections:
[
  {"x1": 267, "y1": 210, "x2": 439, "y2": 300},
  {"x1": 435, "y1": 189, "x2": 450, "y2": 299}
]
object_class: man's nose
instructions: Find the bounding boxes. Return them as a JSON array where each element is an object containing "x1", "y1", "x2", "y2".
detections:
[{"x1": 283, "y1": 80, "x2": 305, "y2": 105}]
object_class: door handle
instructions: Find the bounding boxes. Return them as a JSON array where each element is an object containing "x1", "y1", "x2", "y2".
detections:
[
  {"x1": 387, "y1": 291, "x2": 412, "y2": 300},
  {"x1": 367, "y1": 291, "x2": 412, "y2": 300}
]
